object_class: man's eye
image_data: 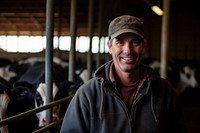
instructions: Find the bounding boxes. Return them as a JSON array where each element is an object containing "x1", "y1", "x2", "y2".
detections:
[
  {"x1": 132, "y1": 40, "x2": 142, "y2": 46},
  {"x1": 133, "y1": 40, "x2": 139, "y2": 43},
  {"x1": 116, "y1": 41, "x2": 124, "y2": 46}
]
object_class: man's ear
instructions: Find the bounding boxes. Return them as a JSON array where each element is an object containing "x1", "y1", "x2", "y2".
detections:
[
  {"x1": 142, "y1": 39, "x2": 147, "y2": 54},
  {"x1": 107, "y1": 40, "x2": 112, "y2": 54}
]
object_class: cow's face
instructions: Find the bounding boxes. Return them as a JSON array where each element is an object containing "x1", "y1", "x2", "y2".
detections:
[{"x1": 36, "y1": 82, "x2": 60, "y2": 127}]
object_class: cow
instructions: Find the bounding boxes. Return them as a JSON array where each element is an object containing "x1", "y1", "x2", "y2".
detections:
[
  {"x1": 0, "y1": 83, "x2": 10, "y2": 133},
  {"x1": 0, "y1": 81, "x2": 39, "y2": 133},
  {"x1": 0, "y1": 66, "x2": 17, "y2": 83},
  {"x1": 17, "y1": 61, "x2": 81, "y2": 128},
  {"x1": 142, "y1": 58, "x2": 181, "y2": 88},
  {"x1": 35, "y1": 80, "x2": 77, "y2": 127},
  {"x1": 0, "y1": 58, "x2": 13, "y2": 68},
  {"x1": 0, "y1": 57, "x2": 86, "y2": 132},
  {"x1": 0, "y1": 80, "x2": 78, "y2": 133}
]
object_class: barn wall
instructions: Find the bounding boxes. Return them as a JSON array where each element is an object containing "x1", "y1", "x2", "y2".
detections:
[{"x1": 141, "y1": 11, "x2": 200, "y2": 61}]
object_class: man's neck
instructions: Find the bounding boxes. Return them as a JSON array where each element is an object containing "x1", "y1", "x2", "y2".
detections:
[{"x1": 114, "y1": 67, "x2": 140, "y2": 87}]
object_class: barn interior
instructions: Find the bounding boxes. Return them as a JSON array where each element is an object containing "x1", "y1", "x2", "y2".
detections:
[
  {"x1": 1, "y1": 0, "x2": 200, "y2": 60},
  {"x1": 0, "y1": 0, "x2": 200, "y2": 133}
]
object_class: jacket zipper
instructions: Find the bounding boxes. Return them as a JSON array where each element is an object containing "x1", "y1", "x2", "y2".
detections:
[
  {"x1": 130, "y1": 92, "x2": 146, "y2": 133},
  {"x1": 110, "y1": 91, "x2": 133, "y2": 133}
]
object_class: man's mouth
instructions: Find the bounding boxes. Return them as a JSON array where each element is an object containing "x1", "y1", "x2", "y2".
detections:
[
  {"x1": 121, "y1": 57, "x2": 136, "y2": 63},
  {"x1": 122, "y1": 57, "x2": 133, "y2": 61}
]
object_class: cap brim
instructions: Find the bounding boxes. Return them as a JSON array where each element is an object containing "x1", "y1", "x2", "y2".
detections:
[{"x1": 110, "y1": 29, "x2": 143, "y2": 40}]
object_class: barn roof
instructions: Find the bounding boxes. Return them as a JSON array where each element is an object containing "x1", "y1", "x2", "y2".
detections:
[{"x1": 0, "y1": 0, "x2": 198, "y2": 36}]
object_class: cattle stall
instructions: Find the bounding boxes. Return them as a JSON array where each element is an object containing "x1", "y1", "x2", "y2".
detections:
[
  {"x1": 0, "y1": 0, "x2": 79, "y2": 132},
  {"x1": 0, "y1": 0, "x2": 106, "y2": 132}
]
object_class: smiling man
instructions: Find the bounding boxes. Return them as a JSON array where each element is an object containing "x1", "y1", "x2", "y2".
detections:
[{"x1": 60, "y1": 15, "x2": 187, "y2": 133}]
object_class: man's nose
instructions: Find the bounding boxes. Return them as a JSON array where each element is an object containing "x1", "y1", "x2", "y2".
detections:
[{"x1": 123, "y1": 43, "x2": 133, "y2": 54}]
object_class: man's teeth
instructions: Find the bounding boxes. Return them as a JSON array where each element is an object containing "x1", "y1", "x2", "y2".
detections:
[{"x1": 123, "y1": 57, "x2": 133, "y2": 61}]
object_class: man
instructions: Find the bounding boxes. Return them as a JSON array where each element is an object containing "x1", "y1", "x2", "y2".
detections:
[{"x1": 60, "y1": 15, "x2": 187, "y2": 133}]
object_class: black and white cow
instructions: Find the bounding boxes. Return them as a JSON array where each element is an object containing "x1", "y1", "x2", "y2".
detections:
[
  {"x1": 0, "y1": 81, "x2": 39, "y2": 133},
  {"x1": 35, "y1": 80, "x2": 78, "y2": 127},
  {"x1": 17, "y1": 61, "x2": 81, "y2": 128},
  {"x1": 0, "y1": 57, "x2": 87, "y2": 132},
  {"x1": 7, "y1": 81, "x2": 39, "y2": 133},
  {"x1": 0, "y1": 80, "x2": 79, "y2": 133}
]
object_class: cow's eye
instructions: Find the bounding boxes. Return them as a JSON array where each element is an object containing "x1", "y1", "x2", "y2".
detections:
[{"x1": 36, "y1": 92, "x2": 44, "y2": 107}]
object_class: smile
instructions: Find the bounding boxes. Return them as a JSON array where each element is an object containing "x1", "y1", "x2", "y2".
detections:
[
  {"x1": 121, "y1": 57, "x2": 137, "y2": 63},
  {"x1": 122, "y1": 57, "x2": 134, "y2": 61}
]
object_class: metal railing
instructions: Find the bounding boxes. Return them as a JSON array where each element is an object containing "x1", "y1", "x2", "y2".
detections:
[{"x1": 0, "y1": 94, "x2": 74, "y2": 132}]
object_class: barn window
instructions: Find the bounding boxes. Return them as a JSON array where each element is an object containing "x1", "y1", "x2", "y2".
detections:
[
  {"x1": 0, "y1": 35, "x2": 108, "y2": 53},
  {"x1": 6, "y1": 36, "x2": 18, "y2": 52},
  {"x1": 0, "y1": 36, "x2": 6, "y2": 50},
  {"x1": 100, "y1": 37, "x2": 109, "y2": 53},
  {"x1": 29, "y1": 36, "x2": 45, "y2": 53},
  {"x1": 92, "y1": 36, "x2": 99, "y2": 53},
  {"x1": 77, "y1": 36, "x2": 89, "y2": 53},
  {"x1": 59, "y1": 36, "x2": 72, "y2": 51}
]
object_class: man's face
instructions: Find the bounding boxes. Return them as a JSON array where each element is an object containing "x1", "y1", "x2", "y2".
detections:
[{"x1": 107, "y1": 33, "x2": 145, "y2": 73}]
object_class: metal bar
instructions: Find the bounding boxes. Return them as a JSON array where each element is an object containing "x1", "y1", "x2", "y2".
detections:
[
  {"x1": 57, "y1": 0, "x2": 62, "y2": 58},
  {"x1": 33, "y1": 119, "x2": 63, "y2": 133},
  {"x1": 68, "y1": 0, "x2": 77, "y2": 82},
  {"x1": 0, "y1": 95, "x2": 73, "y2": 127},
  {"x1": 160, "y1": 0, "x2": 171, "y2": 79},
  {"x1": 45, "y1": 0, "x2": 55, "y2": 128},
  {"x1": 87, "y1": 0, "x2": 94, "y2": 78},
  {"x1": 96, "y1": 0, "x2": 104, "y2": 69}
]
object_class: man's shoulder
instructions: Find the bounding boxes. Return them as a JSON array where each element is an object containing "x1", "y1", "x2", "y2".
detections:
[{"x1": 76, "y1": 77, "x2": 101, "y2": 96}]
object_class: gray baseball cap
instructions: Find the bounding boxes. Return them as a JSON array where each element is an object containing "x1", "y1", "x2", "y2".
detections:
[{"x1": 108, "y1": 15, "x2": 144, "y2": 40}]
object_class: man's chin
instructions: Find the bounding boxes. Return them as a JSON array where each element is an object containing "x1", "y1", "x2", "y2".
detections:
[{"x1": 120, "y1": 65, "x2": 138, "y2": 72}]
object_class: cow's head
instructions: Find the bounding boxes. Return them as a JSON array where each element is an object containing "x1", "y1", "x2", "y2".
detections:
[{"x1": 36, "y1": 82, "x2": 60, "y2": 127}]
